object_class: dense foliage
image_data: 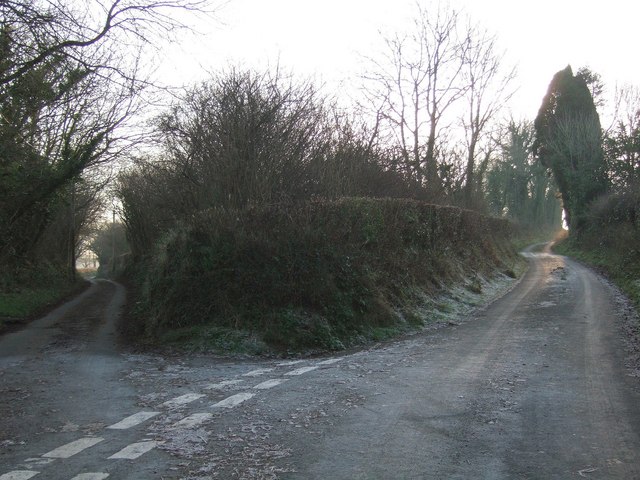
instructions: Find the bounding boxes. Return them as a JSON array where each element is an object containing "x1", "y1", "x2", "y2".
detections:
[{"x1": 541, "y1": 70, "x2": 640, "y2": 315}]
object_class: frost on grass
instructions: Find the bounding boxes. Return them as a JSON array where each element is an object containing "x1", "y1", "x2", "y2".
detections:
[{"x1": 407, "y1": 272, "x2": 517, "y2": 328}]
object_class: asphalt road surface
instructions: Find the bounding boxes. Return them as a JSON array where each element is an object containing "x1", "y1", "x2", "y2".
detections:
[{"x1": 1, "y1": 246, "x2": 640, "y2": 479}]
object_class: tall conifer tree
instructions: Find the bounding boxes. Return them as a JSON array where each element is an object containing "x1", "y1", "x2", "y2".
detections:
[{"x1": 534, "y1": 65, "x2": 608, "y2": 231}]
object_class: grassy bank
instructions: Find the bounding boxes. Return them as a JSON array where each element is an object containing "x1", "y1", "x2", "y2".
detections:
[
  {"x1": 554, "y1": 235, "x2": 640, "y2": 310},
  {"x1": 0, "y1": 278, "x2": 87, "y2": 332},
  {"x1": 553, "y1": 191, "x2": 639, "y2": 312},
  {"x1": 554, "y1": 190, "x2": 640, "y2": 310},
  {"x1": 127, "y1": 198, "x2": 522, "y2": 354}
]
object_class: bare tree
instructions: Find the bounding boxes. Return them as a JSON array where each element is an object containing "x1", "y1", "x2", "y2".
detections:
[
  {"x1": 0, "y1": 0, "x2": 212, "y2": 87},
  {"x1": 605, "y1": 84, "x2": 640, "y2": 190},
  {"x1": 613, "y1": 84, "x2": 640, "y2": 131},
  {"x1": 460, "y1": 23, "x2": 515, "y2": 206},
  {"x1": 362, "y1": 4, "x2": 471, "y2": 199}
]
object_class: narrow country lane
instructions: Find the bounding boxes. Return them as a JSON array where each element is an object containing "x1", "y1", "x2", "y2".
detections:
[{"x1": 1, "y1": 247, "x2": 640, "y2": 480}]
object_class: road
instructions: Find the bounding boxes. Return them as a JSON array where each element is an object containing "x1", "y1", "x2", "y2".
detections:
[{"x1": 1, "y1": 246, "x2": 640, "y2": 479}]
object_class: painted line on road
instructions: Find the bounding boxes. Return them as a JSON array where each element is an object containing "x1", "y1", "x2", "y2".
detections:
[
  {"x1": 108, "y1": 441, "x2": 159, "y2": 460},
  {"x1": 253, "y1": 378, "x2": 288, "y2": 390},
  {"x1": 42, "y1": 437, "x2": 103, "y2": 459},
  {"x1": 276, "y1": 360, "x2": 305, "y2": 366},
  {"x1": 107, "y1": 411, "x2": 159, "y2": 430},
  {"x1": 205, "y1": 379, "x2": 243, "y2": 390},
  {"x1": 172, "y1": 413, "x2": 214, "y2": 429},
  {"x1": 21, "y1": 459, "x2": 52, "y2": 468},
  {"x1": 242, "y1": 368, "x2": 274, "y2": 377},
  {"x1": 161, "y1": 393, "x2": 205, "y2": 408},
  {"x1": 317, "y1": 357, "x2": 343, "y2": 365},
  {"x1": 0, "y1": 472, "x2": 39, "y2": 480},
  {"x1": 212, "y1": 392, "x2": 255, "y2": 408},
  {"x1": 70, "y1": 474, "x2": 109, "y2": 480},
  {"x1": 285, "y1": 366, "x2": 319, "y2": 376}
]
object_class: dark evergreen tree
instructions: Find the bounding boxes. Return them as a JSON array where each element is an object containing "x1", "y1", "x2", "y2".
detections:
[{"x1": 534, "y1": 66, "x2": 608, "y2": 231}]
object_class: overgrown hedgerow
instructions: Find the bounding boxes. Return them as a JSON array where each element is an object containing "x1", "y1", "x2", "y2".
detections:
[
  {"x1": 133, "y1": 198, "x2": 519, "y2": 352},
  {"x1": 555, "y1": 190, "x2": 640, "y2": 310}
]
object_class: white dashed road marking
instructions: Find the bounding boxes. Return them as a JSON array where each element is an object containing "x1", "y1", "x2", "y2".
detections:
[
  {"x1": 212, "y1": 392, "x2": 255, "y2": 408},
  {"x1": 253, "y1": 378, "x2": 288, "y2": 390},
  {"x1": 2, "y1": 359, "x2": 343, "y2": 479},
  {"x1": 107, "y1": 411, "x2": 159, "y2": 430},
  {"x1": 205, "y1": 379, "x2": 243, "y2": 389},
  {"x1": 172, "y1": 413, "x2": 213, "y2": 429},
  {"x1": 285, "y1": 366, "x2": 319, "y2": 376},
  {"x1": 42, "y1": 437, "x2": 104, "y2": 459},
  {"x1": 0, "y1": 471, "x2": 39, "y2": 480},
  {"x1": 242, "y1": 368, "x2": 274, "y2": 377},
  {"x1": 161, "y1": 393, "x2": 205, "y2": 408},
  {"x1": 276, "y1": 360, "x2": 305, "y2": 366},
  {"x1": 70, "y1": 473, "x2": 109, "y2": 480},
  {"x1": 317, "y1": 357, "x2": 343, "y2": 365},
  {"x1": 108, "y1": 441, "x2": 159, "y2": 460},
  {"x1": 22, "y1": 459, "x2": 52, "y2": 468}
]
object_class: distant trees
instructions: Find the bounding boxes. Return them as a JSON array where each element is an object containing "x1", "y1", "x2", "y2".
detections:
[
  {"x1": 486, "y1": 121, "x2": 561, "y2": 229},
  {"x1": 534, "y1": 66, "x2": 608, "y2": 231},
  {"x1": 90, "y1": 220, "x2": 129, "y2": 275},
  {"x1": 592, "y1": 84, "x2": 640, "y2": 249},
  {"x1": 119, "y1": 2, "x2": 575, "y2": 263},
  {"x1": 4, "y1": 1, "x2": 584, "y2": 290}
]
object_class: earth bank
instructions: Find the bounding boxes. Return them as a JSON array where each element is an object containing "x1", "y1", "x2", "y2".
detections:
[{"x1": 126, "y1": 198, "x2": 524, "y2": 354}]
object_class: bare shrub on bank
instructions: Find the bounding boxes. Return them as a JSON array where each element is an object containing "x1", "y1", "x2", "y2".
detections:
[{"x1": 119, "y1": 69, "x2": 414, "y2": 257}]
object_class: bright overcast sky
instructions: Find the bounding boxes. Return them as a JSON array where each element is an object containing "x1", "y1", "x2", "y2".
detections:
[{"x1": 160, "y1": 0, "x2": 640, "y2": 120}]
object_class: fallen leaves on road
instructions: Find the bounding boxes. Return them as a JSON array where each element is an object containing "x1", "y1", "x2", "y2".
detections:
[{"x1": 177, "y1": 420, "x2": 294, "y2": 480}]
